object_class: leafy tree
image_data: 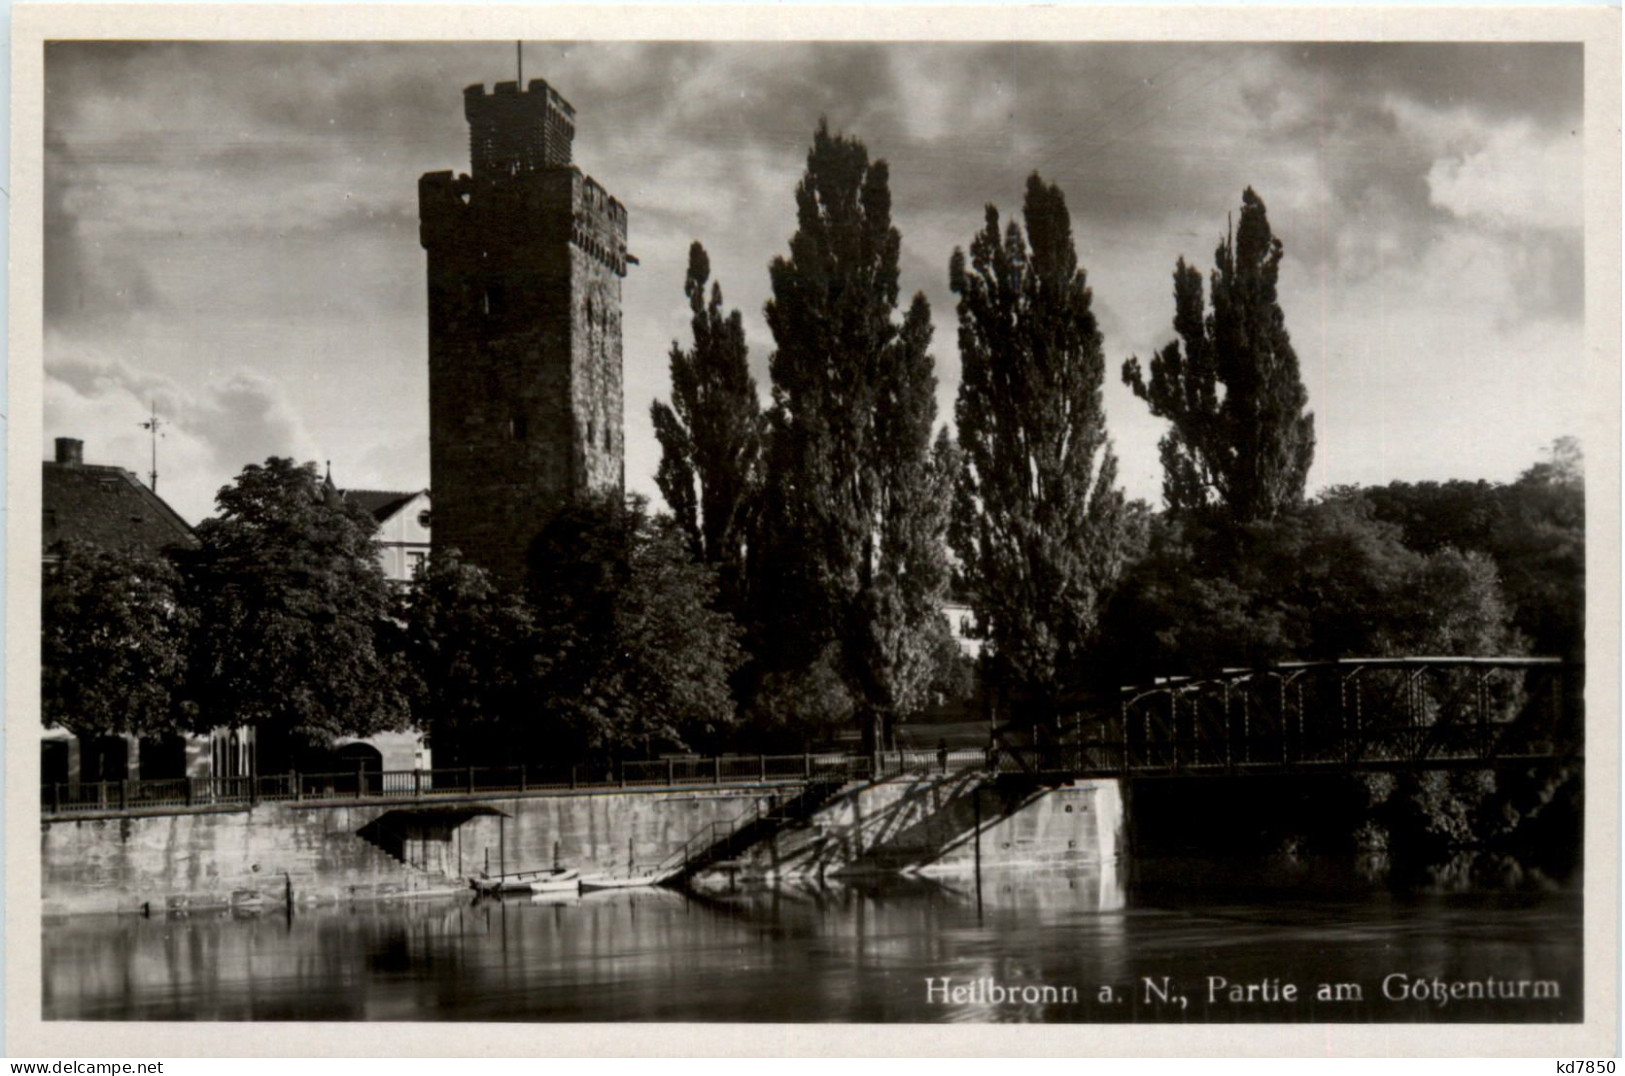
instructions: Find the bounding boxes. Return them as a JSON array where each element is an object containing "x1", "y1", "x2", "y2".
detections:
[
  {"x1": 1494, "y1": 439, "x2": 1584, "y2": 658},
  {"x1": 42, "y1": 540, "x2": 196, "y2": 738},
  {"x1": 399, "y1": 550, "x2": 541, "y2": 767},
  {"x1": 1349, "y1": 438, "x2": 1583, "y2": 657},
  {"x1": 651, "y1": 241, "x2": 763, "y2": 610},
  {"x1": 846, "y1": 301, "x2": 955, "y2": 740},
  {"x1": 948, "y1": 173, "x2": 1136, "y2": 723},
  {"x1": 184, "y1": 458, "x2": 410, "y2": 753},
  {"x1": 1346, "y1": 479, "x2": 1503, "y2": 558},
  {"x1": 742, "y1": 643, "x2": 857, "y2": 750},
  {"x1": 757, "y1": 120, "x2": 952, "y2": 750},
  {"x1": 526, "y1": 495, "x2": 743, "y2": 762},
  {"x1": 1521, "y1": 434, "x2": 1582, "y2": 489},
  {"x1": 1100, "y1": 496, "x2": 1521, "y2": 683},
  {"x1": 1122, "y1": 187, "x2": 1315, "y2": 521}
]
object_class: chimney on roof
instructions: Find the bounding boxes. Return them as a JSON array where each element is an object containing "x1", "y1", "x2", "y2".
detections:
[{"x1": 54, "y1": 438, "x2": 83, "y2": 466}]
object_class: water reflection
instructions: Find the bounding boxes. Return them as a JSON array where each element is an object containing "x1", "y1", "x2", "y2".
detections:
[{"x1": 43, "y1": 868, "x2": 1579, "y2": 1023}]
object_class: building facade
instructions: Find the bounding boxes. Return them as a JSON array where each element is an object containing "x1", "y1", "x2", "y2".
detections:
[
  {"x1": 419, "y1": 78, "x2": 629, "y2": 588},
  {"x1": 345, "y1": 488, "x2": 432, "y2": 584},
  {"x1": 334, "y1": 486, "x2": 434, "y2": 773}
]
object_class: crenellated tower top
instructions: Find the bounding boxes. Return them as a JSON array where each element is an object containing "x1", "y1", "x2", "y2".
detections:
[
  {"x1": 420, "y1": 74, "x2": 627, "y2": 589},
  {"x1": 463, "y1": 79, "x2": 577, "y2": 178}
]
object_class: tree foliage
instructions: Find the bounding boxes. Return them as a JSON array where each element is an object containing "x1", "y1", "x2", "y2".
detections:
[
  {"x1": 1122, "y1": 188, "x2": 1315, "y2": 521},
  {"x1": 949, "y1": 173, "x2": 1137, "y2": 717},
  {"x1": 1100, "y1": 496, "x2": 1522, "y2": 683},
  {"x1": 1349, "y1": 437, "x2": 1584, "y2": 657},
  {"x1": 184, "y1": 458, "x2": 409, "y2": 746},
  {"x1": 399, "y1": 550, "x2": 540, "y2": 767},
  {"x1": 42, "y1": 540, "x2": 196, "y2": 738},
  {"x1": 651, "y1": 241, "x2": 763, "y2": 610},
  {"x1": 742, "y1": 642, "x2": 858, "y2": 750},
  {"x1": 757, "y1": 120, "x2": 951, "y2": 743},
  {"x1": 525, "y1": 495, "x2": 744, "y2": 762}
]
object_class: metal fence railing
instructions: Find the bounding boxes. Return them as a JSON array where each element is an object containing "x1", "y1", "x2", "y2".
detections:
[{"x1": 40, "y1": 747, "x2": 997, "y2": 818}]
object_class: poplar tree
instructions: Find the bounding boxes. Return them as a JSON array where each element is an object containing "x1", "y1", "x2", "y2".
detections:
[
  {"x1": 651, "y1": 242, "x2": 762, "y2": 610},
  {"x1": 949, "y1": 173, "x2": 1134, "y2": 723},
  {"x1": 759, "y1": 120, "x2": 950, "y2": 750},
  {"x1": 1122, "y1": 187, "x2": 1315, "y2": 521}
]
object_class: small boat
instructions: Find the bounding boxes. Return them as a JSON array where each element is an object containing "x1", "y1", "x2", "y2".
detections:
[
  {"x1": 525, "y1": 869, "x2": 582, "y2": 894},
  {"x1": 471, "y1": 867, "x2": 580, "y2": 896},
  {"x1": 579, "y1": 871, "x2": 669, "y2": 891}
]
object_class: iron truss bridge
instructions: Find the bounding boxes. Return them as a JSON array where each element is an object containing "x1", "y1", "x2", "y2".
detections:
[{"x1": 1000, "y1": 657, "x2": 1581, "y2": 779}]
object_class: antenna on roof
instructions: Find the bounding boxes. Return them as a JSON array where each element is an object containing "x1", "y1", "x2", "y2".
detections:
[{"x1": 138, "y1": 401, "x2": 165, "y2": 493}]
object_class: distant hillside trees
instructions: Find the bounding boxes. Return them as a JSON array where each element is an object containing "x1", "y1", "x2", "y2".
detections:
[
  {"x1": 948, "y1": 173, "x2": 1140, "y2": 725},
  {"x1": 1122, "y1": 187, "x2": 1315, "y2": 522},
  {"x1": 1352, "y1": 437, "x2": 1584, "y2": 659},
  {"x1": 1099, "y1": 495, "x2": 1523, "y2": 684}
]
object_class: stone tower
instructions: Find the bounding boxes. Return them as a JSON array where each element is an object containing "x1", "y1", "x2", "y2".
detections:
[{"x1": 419, "y1": 79, "x2": 627, "y2": 587}]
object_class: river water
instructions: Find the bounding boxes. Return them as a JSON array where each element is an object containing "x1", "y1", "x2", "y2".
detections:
[{"x1": 43, "y1": 868, "x2": 1580, "y2": 1023}]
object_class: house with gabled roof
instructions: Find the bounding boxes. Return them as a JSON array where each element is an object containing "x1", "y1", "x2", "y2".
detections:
[
  {"x1": 41, "y1": 442, "x2": 436, "y2": 793},
  {"x1": 344, "y1": 487, "x2": 432, "y2": 585},
  {"x1": 41, "y1": 437, "x2": 202, "y2": 790},
  {"x1": 43, "y1": 437, "x2": 197, "y2": 563}
]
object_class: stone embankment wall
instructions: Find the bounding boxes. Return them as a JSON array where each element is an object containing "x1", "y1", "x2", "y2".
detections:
[
  {"x1": 42, "y1": 787, "x2": 776, "y2": 916},
  {"x1": 708, "y1": 774, "x2": 1122, "y2": 881},
  {"x1": 41, "y1": 775, "x2": 1124, "y2": 916}
]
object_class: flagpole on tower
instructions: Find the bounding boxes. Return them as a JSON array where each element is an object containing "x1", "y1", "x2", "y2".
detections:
[{"x1": 517, "y1": 40, "x2": 522, "y2": 86}]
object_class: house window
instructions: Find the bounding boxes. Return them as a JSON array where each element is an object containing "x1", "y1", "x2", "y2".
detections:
[
  {"x1": 417, "y1": 509, "x2": 432, "y2": 530},
  {"x1": 408, "y1": 551, "x2": 427, "y2": 577}
]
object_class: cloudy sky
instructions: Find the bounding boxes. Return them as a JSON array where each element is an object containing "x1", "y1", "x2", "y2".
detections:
[{"x1": 45, "y1": 41, "x2": 1584, "y2": 525}]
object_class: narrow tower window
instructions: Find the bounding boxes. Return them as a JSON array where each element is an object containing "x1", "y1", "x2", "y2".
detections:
[{"x1": 483, "y1": 283, "x2": 505, "y2": 318}]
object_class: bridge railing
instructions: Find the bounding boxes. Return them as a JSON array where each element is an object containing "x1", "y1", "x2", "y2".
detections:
[
  {"x1": 39, "y1": 745, "x2": 1007, "y2": 819},
  {"x1": 1107, "y1": 656, "x2": 1578, "y2": 776},
  {"x1": 38, "y1": 752, "x2": 874, "y2": 818},
  {"x1": 40, "y1": 659, "x2": 1577, "y2": 815}
]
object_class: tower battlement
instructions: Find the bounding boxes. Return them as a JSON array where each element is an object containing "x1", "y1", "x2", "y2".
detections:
[
  {"x1": 420, "y1": 75, "x2": 627, "y2": 587},
  {"x1": 463, "y1": 78, "x2": 577, "y2": 178},
  {"x1": 418, "y1": 165, "x2": 628, "y2": 275}
]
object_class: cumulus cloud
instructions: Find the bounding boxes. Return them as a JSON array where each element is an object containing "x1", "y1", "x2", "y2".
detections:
[
  {"x1": 44, "y1": 41, "x2": 1587, "y2": 515},
  {"x1": 1426, "y1": 121, "x2": 1583, "y2": 231},
  {"x1": 45, "y1": 347, "x2": 322, "y2": 523}
]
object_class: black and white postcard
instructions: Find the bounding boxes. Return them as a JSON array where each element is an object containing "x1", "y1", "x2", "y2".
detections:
[{"x1": 6, "y1": 4, "x2": 1619, "y2": 1057}]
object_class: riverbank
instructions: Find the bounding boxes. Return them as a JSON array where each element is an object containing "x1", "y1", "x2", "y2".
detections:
[{"x1": 41, "y1": 773, "x2": 1123, "y2": 915}]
